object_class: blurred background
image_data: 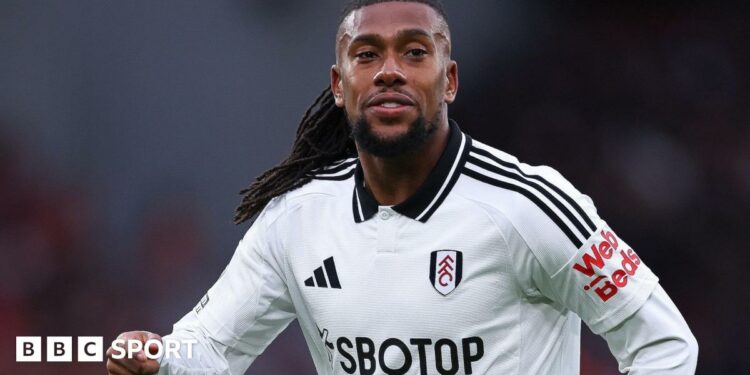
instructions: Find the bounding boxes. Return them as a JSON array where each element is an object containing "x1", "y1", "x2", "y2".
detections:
[{"x1": 1, "y1": 0, "x2": 747, "y2": 373}]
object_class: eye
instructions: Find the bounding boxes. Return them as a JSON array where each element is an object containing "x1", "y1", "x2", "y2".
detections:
[
  {"x1": 406, "y1": 48, "x2": 428, "y2": 57},
  {"x1": 355, "y1": 51, "x2": 378, "y2": 60}
]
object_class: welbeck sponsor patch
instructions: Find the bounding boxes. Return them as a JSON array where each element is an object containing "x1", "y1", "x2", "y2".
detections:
[{"x1": 572, "y1": 228, "x2": 643, "y2": 302}]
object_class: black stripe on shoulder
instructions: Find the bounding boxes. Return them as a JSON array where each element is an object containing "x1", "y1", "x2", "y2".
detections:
[
  {"x1": 312, "y1": 168, "x2": 355, "y2": 181},
  {"x1": 314, "y1": 159, "x2": 358, "y2": 176},
  {"x1": 462, "y1": 166, "x2": 583, "y2": 248},
  {"x1": 467, "y1": 154, "x2": 591, "y2": 240},
  {"x1": 471, "y1": 146, "x2": 596, "y2": 232}
]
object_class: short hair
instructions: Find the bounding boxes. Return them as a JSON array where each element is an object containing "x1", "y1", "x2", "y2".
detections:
[
  {"x1": 335, "y1": 0, "x2": 452, "y2": 58},
  {"x1": 338, "y1": 0, "x2": 449, "y2": 26}
]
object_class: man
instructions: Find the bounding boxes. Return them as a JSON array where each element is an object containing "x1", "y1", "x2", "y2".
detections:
[{"x1": 107, "y1": 1, "x2": 698, "y2": 374}]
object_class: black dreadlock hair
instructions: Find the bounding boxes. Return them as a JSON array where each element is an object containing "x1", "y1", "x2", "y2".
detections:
[
  {"x1": 233, "y1": 88, "x2": 353, "y2": 224},
  {"x1": 234, "y1": 0, "x2": 449, "y2": 224}
]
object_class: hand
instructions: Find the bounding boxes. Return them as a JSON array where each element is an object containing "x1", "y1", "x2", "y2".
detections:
[{"x1": 106, "y1": 331, "x2": 162, "y2": 375}]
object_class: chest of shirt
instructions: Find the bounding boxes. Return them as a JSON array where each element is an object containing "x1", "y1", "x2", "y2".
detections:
[{"x1": 283, "y1": 204, "x2": 521, "y2": 339}]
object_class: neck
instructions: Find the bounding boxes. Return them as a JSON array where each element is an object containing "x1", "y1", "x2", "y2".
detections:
[{"x1": 357, "y1": 119, "x2": 450, "y2": 206}]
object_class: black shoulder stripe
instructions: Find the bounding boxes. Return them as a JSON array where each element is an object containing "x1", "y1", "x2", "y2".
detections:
[
  {"x1": 312, "y1": 168, "x2": 355, "y2": 181},
  {"x1": 471, "y1": 146, "x2": 596, "y2": 232},
  {"x1": 467, "y1": 154, "x2": 591, "y2": 240},
  {"x1": 462, "y1": 166, "x2": 583, "y2": 248},
  {"x1": 314, "y1": 159, "x2": 357, "y2": 176}
]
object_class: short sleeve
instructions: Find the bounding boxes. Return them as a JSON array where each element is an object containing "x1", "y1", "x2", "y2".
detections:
[
  {"x1": 190, "y1": 197, "x2": 296, "y2": 356},
  {"x1": 508, "y1": 167, "x2": 659, "y2": 334}
]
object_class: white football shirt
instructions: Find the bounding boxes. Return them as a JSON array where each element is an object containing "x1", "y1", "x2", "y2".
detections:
[{"x1": 161, "y1": 120, "x2": 661, "y2": 374}]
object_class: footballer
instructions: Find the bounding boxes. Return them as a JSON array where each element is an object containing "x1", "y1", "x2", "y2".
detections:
[{"x1": 107, "y1": 1, "x2": 698, "y2": 374}]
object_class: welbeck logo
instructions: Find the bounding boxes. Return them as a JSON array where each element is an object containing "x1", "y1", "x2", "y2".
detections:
[
  {"x1": 572, "y1": 228, "x2": 643, "y2": 302},
  {"x1": 429, "y1": 250, "x2": 463, "y2": 296}
]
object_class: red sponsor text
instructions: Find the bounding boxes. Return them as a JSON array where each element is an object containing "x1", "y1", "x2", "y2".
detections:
[{"x1": 572, "y1": 229, "x2": 642, "y2": 302}]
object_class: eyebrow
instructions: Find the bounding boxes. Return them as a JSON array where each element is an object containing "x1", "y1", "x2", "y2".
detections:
[{"x1": 348, "y1": 28, "x2": 434, "y2": 49}]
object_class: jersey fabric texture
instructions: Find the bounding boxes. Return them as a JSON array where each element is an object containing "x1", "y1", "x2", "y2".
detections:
[{"x1": 164, "y1": 121, "x2": 660, "y2": 374}]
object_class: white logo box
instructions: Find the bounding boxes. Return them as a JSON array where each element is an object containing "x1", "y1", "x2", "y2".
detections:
[{"x1": 16, "y1": 336, "x2": 103, "y2": 362}]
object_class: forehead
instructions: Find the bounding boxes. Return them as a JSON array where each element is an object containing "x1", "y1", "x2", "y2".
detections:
[{"x1": 338, "y1": 2, "x2": 444, "y2": 44}]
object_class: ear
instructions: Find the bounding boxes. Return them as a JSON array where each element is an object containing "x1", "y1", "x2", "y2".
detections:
[
  {"x1": 444, "y1": 60, "x2": 458, "y2": 104},
  {"x1": 330, "y1": 65, "x2": 345, "y2": 107}
]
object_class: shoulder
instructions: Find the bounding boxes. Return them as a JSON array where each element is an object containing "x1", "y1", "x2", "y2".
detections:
[
  {"x1": 307, "y1": 157, "x2": 358, "y2": 182},
  {"x1": 460, "y1": 139, "x2": 586, "y2": 209},
  {"x1": 457, "y1": 138, "x2": 601, "y2": 255},
  {"x1": 258, "y1": 157, "x2": 358, "y2": 225}
]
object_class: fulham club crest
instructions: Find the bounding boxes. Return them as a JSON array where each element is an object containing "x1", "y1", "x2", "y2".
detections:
[{"x1": 429, "y1": 250, "x2": 463, "y2": 296}]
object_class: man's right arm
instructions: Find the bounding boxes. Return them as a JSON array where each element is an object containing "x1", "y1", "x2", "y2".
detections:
[
  {"x1": 156, "y1": 311, "x2": 262, "y2": 375},
  {"x1": 107, "y1": 198, "x2": 296, "y2": 375}
]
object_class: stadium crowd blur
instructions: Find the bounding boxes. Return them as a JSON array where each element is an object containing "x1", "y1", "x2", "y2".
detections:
[{"x1": 1, "y1": 1, "x2": 747, "y2": 374}]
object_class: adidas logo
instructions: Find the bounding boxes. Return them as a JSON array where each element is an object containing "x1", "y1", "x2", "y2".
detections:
[{"x1": 304, "y1": 257, "x2": 341, "y2": 289}]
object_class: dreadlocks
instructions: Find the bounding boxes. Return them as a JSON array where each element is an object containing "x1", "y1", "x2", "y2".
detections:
[
  {"x1": 233, "y1": 0, "x2": 449, "y2": 224},
  {"x1": 233, "y1": 88, "x2": 353, "y2": 224}
]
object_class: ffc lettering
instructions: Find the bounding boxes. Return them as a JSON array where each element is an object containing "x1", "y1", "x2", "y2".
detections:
[
  {"x1": 429, "y1": 250, "x2": 463, "y2": 296},
  {"x1": 438, "y1": 256, "x2": 454, "y2": 286},
  {"x1": 572, "y1": 229, "x2": 643, "y2": 302}
]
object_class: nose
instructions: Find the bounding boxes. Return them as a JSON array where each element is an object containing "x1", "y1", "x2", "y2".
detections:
[{"x1": 373, "y1": 54, "x2": 406, "y2": 87}]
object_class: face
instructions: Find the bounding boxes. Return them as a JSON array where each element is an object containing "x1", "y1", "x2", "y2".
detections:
[{"x1": 331, "y1": 2, "x2": 458, "y2": 157}]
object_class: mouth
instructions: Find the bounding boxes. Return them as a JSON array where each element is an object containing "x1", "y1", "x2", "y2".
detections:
[
  {"x1": 367, "y1": 92, "x2": 416, "y2": 107},
  {"x1": 365, "y1": 92, "x2": 416, "y2": 119}
]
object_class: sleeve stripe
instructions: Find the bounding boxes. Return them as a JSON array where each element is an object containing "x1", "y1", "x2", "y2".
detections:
[
  {"x1": 470, "y1": 145, "x2": 596, "y2": 232},
  {"x1": 315, "y1": 158, "x2": 357, "y2": 174},
  {"x1": 467, "y1": 153, "x2": 592, "y2": 241},
  {"x1": 311, "y1": 167, "x2": 355, "y2": 181},
  {"x1": 462, "y1": 164, "x2": 584, "y2": 248}
]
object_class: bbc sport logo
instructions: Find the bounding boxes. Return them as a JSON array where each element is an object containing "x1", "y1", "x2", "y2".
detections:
[{"x1": 16, "y1": 336, "x2": 196, "y2": 362}]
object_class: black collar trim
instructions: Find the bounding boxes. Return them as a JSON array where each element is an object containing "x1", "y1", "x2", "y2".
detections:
[{"x1": 352, "y1": 120, "x2": 472, "y2": 223}]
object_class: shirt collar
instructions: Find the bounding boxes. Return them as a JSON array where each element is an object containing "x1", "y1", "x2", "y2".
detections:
[{"x1": 352, "y1": 119, "x2": 472, "y2": 223}]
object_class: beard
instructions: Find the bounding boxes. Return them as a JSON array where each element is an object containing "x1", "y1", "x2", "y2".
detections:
[{"x1": 349, "y1": 112, "x2": 439, "y2": 158}]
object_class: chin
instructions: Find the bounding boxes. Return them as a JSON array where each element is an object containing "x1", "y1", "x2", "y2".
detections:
[
  {"x1": 368, "y1": 113, "x2": 416, "y2": 129},
  {"x1": 368, "y1": 121, "x2": 412, "y2": 139},
  {"x1": 351, "y1": 114, "x2": 435, "y2": 158}
]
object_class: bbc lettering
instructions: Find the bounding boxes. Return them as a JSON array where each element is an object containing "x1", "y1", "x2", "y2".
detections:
[
  {"x1": 17, "y1": 336, "x2": 103, "y2": 362},
  {"x1": 16, "y1": 336, "x2": 195, "y2": 362}
]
